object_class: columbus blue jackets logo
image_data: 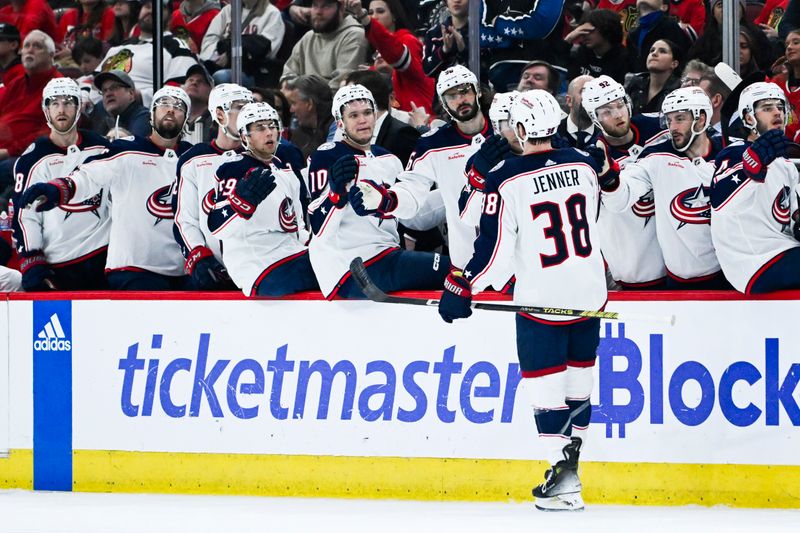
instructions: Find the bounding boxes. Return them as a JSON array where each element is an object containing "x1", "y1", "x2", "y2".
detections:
[
  {"x1": 670, "y1": 185, "x2": 711, "y2": 228},
  {"x1": 279, "y1": 197, "x2": 298, "y2": 233},
  {"x1": 202, "y1": 189, "x2": 215, "y2": 215},
  {"x1": 61, "y1": 190, "x2": 103, "y2": 218},
  {"x1": 631, "y1": 189, "x2": 655, "y2": 225},
  {"x1": 772, "y1": 186, "x2": 791, "y2": 228},
  {"x1": 146, "y1": 185, "x2": 174, "y2": 223}
]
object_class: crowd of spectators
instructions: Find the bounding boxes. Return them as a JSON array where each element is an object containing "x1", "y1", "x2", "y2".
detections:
[{"x1": 1, "y1": 0, "x2": 800, "y2": 295}]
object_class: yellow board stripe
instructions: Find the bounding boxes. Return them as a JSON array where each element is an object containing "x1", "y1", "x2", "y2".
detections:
[
  {"x1": 56, "y1": 450, "x2": 799, "y2": 508},
  {"x1": 0, "y1": 449, "x2": 33, "y2": 489}
]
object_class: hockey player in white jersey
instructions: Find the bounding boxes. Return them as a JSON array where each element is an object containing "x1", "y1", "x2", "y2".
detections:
[
  {"x1": 12, "y1": 78, "x2": 110, "y2": 291},
  {"x1": 307, "y1": 84, "x2": 448, "y2": 298},
  {"x1": 19, "y1": 86, "x2": 193, "y2": 290},
  {"x1": 206, "y1": 102, "x2": 317, "y2": 296},
  {"x1": 438, "y1": 90, "x2": 611, "y2": 511},
  {"x1": 458, "y1": 91, "x2": 520, "y2": 227},
  {"x1": 173, "y1": 83, "x2": 254, "y2": 290},
  {"x1": 346, "y1": 65, "x2": 494, "y2": 268},
  {"x1": 710, "y1": 82, "x2": 800, "y2": 293},
  {"x1": 601, "y1": 86, "x2": 729, "y2": 289},
  {"x1": 582, "y1": 75, "x2": 667, "y2": 289}
]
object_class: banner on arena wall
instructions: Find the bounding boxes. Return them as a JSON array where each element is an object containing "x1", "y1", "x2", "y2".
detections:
[{"x1": 6, "y1": 298, "x2": 798, "y2": 467}]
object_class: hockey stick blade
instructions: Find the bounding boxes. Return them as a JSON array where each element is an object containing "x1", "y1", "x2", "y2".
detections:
[{"x1": 348, "y1": 257, "x2": 676, "y2": 325}]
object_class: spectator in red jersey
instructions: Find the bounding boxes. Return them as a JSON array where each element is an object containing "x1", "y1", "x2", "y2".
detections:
[
  {"x1": 55, "y1": 0, "x2": 116, "y2": 65},
  {"x1": 668, "y1": 0, "x2": 705, "y2": 40},
  {"x1": 0, "y1": 23, "x2": 23, "y2": 89},
  {"x1": 109, "y1": 0, "x2": 141, "y2": 46},
  {"x1": 0, "y1": 0, "x2": 57, "y2": 42},
  {"x1": 170, "y1": 0, "x2": 221, "y2": 53},
  {"x1": 590, "y1": 0, "x2": 638, "y2": 41},
  {"x1": 343, "y1": 0, "x2": 435, "y2": 116},
  {"x1": 768, "y1": 29, "x2": 800, "y2": 141},
  {"x1": 0, "y1": 30, "x2": 62, "y2": 199},
  {"x1": 755, "y1": 0, "x2": 789, "y2": 41}
]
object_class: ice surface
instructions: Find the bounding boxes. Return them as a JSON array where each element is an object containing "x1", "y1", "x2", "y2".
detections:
[{"x1": 0, "y1": 489, "x2": 798, "y2": 533}]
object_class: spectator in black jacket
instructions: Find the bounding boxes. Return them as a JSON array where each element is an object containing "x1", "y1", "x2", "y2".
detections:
[
  {"x1": 422, "y1": 0, "x2": 469, "y2": 79},
  {"x1": 626, "y1": 0, "x2": 691, "y2": 73},
  {"x1": 566, "y1": 8, "x2": 629, "y2": 84},
  {"x1": 626, "y1": 38, "x2": 683, "y2": 114}
]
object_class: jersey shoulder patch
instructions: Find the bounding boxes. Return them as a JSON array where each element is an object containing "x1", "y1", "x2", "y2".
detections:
[
  {"x1": 421, "y1": 127, "x2": 439, "y2": 138},
  {"x1": 317, "y1": 142, "x2": 336, "y2": 151},
  {"x1": 489, "y1": 160, "x2": 505, "y2": 173},
  {"x1": 20, "y1": 142, "x2": 36, "y2": 156}
]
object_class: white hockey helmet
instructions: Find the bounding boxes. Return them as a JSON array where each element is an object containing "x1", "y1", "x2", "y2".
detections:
[
  {"x1": 208, "y1": 83, "x2": 254, "y2": 137},
  {"x1": 237, "y1": 102, "x2": 282, "y2": 150},
  {"x1": 151, "y1": 85, "x2": 191, "y2": 135},
  {"x1": 332, "y1": 84, "x2": 376, "y2": 121},
  {"x1": 738, "y1": 81, "x2": 788, "y2": 132},
  {"x1": 581, "y1": 75, "x2": 631, "y2": 128},
  {"x1": 660, "y1": 87, "x2": 712, "y2": 152},
  {"x1": 489, "y1": 91, "x2": 520, "y2": 132},
  {"x1": 41, "y1": 78, "x2": 82, "y2": 131},
  {"x1": 436, "y1": 65, "x2": 480, "y2": 119},
  {"x1": 509, "y1": 89, "x2": 562, "y2": 143},
  {"x1": 436, "y1": 64, "x2": 479, "y2": 98}
]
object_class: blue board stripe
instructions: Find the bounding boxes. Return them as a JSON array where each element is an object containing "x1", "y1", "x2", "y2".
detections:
[{"x1": 33, "y1": 300, "x2": 73, "y2": 491}]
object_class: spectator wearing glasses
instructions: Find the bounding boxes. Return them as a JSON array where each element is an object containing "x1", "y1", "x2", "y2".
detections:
[{"x1": 89, "y1": 70, "x2": 151, "y2": 139}]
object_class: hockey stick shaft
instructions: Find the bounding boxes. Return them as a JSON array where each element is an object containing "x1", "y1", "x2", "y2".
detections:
[{"x1": 349, "y1": 258, "x2": 676, "y2": 326}]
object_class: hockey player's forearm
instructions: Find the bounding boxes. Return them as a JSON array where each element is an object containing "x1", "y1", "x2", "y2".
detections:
[
  {"x1": 208, "y1": 201, "x2": 244, "y2": 238},
  {"x1": 68, "y1": 167, "x2": 107, "y2": 203}
]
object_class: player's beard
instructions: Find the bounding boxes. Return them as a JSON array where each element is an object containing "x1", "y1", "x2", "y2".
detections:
[
  {"x1": 448, "y1": 100, "x2": 479, "y2": 122},
  {"x1": 155, "y1": 121, "x2": 183, "y2": 140},
  {"x1": 671, "y1": 131, "x2": 690, "y2": 151}
]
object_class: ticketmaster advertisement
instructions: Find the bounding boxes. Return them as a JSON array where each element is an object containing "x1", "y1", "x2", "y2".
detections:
[
  {"x1": 1, "y1": 295, "x2": 799, "y2": 506},
  {"x1": 4, "y1": 297, "x2": 798, "y2": 467}
]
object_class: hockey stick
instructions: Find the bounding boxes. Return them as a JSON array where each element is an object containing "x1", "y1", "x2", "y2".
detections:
[{"x1": 349, "y1": 257, "x2": 676, "y2": 326}]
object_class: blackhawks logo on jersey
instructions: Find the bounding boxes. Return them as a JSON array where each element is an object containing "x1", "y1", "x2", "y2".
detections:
[
  {"x1": 279, "y1": 197, "x2": 298, "y2": 233},
  {"x1": 772, "y1": 185, "x2": 791, "y2": 228},
  {"x1": 146, "y1": 185, "x2": 174, "y2": 223},
  {"x1": 670, "y1": 185, "x2": 711, "y2": 228},
  {"x1": 101, "y1": 48, "x2": 133, "y2": 73}
]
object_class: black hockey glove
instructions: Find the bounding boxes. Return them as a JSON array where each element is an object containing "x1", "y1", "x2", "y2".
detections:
[
  {"x1": 19, "y1": 178, "x2": 75, "y2": 212},
  {"x1": 19, "y1": 251, "x2": 56, "y2": 291},
  {"x1": 743, "y1": 129, "x2": 790, "y2": 182},
  {"x1": 185, "y1": 246, "x2": 230, "y2": 290},
  {"x1": 229, "y1": 167, "x2": 276, "y2": 219},
  {"x1": 467, "y1": 135, "x2": 510, "y2": 191},
  {"x1": 586, "y1": 140, "x2": 620, "y2": 191},
  {"x1": 438, "y1": 271, "x2": 473, "y2": 323},
  {"x1": 328, "y1": 155, "x2": 359, "y2": 208}
]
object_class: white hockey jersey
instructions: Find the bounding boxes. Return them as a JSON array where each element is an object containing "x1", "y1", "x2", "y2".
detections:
[
  {"x1": 596, "y1": 116, "x2": 669, "y2": 286},
  {"x1": 14, "y1": 131, "x2": 110, "y2": 265},
  {"x1": 710, "y1": 142, "x2": 800, "y2": 293},
  {"x1": 389, "y1": 120, "x2": 494, "y2": 268},
  {"x1": 602, "y1": 137, "x2": 723, "y2": 281},
  {"x1": 307, "y1": 141, "x2": 403, "y2": 298},
  {"x1": 100, "y1": 34, "x2": 199, "y2": 107},
  {"x1": 466, "y1": 148, "x2": 608, "y2": 323},
  {"x1": 208, "y1": 153, "x2": 307, "y2": 296},
  {"x1": 174, "y1": 141, "x2": 238, "y2": 261},
  {"x1": 67, "y1": 136, "x2": 192, "y2": 276}
]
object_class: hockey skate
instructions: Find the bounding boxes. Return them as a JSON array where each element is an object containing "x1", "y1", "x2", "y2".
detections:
[{"x1": 532, "y1": 437, "x2": 584, "y2": 512}]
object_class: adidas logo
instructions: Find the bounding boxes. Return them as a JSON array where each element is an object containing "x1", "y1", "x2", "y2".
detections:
[
  {"x1": 545, "y1": 159, "x2": 557, "y2": 166},
  {"x1": 33, "y1": 313, "x2": 71, "y2": 351}
]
